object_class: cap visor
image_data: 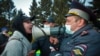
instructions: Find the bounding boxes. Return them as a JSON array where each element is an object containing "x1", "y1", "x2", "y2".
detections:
[{"x1": 65, "y1": 13, "x2": 75, "y2": 17}]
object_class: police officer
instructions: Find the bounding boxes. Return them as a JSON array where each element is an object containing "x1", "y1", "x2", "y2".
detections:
[{"x1": 50, "y1": 1, "x2": 100, "y2": 56}]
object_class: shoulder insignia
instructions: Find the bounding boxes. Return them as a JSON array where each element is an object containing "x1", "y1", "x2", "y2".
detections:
[
  {"x1": 72, "y1": 44, "x2": 87, "y2": 56},
  {"x1": 73, "y1": 49, "x2": 82, "y2": 56},
  {"x1": 81, "y1": 31, "x2": 88, "y2": 36}
]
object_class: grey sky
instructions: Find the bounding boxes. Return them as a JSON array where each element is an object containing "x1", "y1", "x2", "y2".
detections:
[{"x1": 13, "y1": 0, "x2": 33, "y2": 16}]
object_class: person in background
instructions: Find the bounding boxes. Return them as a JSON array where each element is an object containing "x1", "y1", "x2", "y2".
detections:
[
  {"x1": 1, "y1": 14, "x2": 33, "y2": 56},
  {"x1": 0, "y1": 27, "x2": 9, "y2": 54},
  {"x1": 28, "y1": 16, "x2": 59, "y2": 56},
  {"x1": 50, "y1": 1, "x2": 100, "y2": 56},
  {"x1": 43, "y1": 16, "x2": 56, "y2": 28}
]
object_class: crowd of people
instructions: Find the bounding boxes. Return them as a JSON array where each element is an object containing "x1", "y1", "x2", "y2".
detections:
[{"x1": 0, "y1": 0, "x2": 100, "y2": 56}]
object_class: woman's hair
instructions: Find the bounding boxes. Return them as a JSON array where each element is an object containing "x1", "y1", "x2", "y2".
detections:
[{"x1": 12, "y1": 14, "x2": 32, "y2": 42}]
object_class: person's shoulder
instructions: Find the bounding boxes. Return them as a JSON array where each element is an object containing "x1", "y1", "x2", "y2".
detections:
[
  {"x1": 89, "y1": 28, "x2": 100, "y2": 35},
  {"x1": 7, "y1": 38, "x2": 22, "y2": 47},
  {"x1": 0, "y1": 34, "x2": 7, "y2": 41},
  {"x1": 79, "y1": 28, "x2": 100, "y2": 37},
  {"x1": 84, "y1": 29, "x2": 100, "y2": 40}
]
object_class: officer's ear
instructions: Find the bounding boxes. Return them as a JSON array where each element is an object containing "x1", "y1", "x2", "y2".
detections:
[{"x1": 78, "y1": 18, "x2": 85, "y2": 27}]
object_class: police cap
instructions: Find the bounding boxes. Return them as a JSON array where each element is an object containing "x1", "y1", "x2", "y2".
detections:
[{"x1": 65, "y1": 0, "x2": 96, "y2": 22}]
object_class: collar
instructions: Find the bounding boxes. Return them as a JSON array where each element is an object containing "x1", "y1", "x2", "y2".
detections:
[{"x1": 71, "y1": 24, "x2": 93, "y2": 39}]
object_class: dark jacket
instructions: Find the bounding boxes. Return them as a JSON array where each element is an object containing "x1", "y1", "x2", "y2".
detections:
[
  {"x1": 0, "y1": 33, "x2": 8, "y2": 54},
  {"x1": 50, "y1": 24, "x2": 100, "y2": 56},
  {"x1": 32, "y1": 36, "x2": 52, "y2": 56},
  {"x1": 32, "y1": 36, "x2": 61, "y2": 56}
]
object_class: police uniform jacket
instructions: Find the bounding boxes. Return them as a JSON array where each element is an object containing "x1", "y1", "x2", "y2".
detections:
[{"x1": 50, "y1": 24, "x2": 100, "y2": 56}]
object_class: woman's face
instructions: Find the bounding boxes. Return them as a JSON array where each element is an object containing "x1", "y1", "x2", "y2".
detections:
[{"x1": 23, "y1": 20, "x2": 33, "y2": 34}]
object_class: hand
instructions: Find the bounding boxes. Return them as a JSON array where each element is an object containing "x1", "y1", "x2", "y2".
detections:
[
  {"x1": 49, "y1": 36, "x2": 59, "y2": 45},
  {"x1": 49, "y1": 46, "x2": 56, "y2": 52},
  {"x1": 27, "y1": 50, "x2": 35, "y2": 56}
]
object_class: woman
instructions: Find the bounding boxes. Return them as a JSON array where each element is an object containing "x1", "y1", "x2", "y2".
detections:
[{"x1": 1, "y1": 14, "x2": 33, "y2": 56}]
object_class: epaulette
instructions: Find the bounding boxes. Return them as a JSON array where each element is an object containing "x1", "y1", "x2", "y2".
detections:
[{"x1": 81, "y1": 31, "x2": 89, "y2": 36}]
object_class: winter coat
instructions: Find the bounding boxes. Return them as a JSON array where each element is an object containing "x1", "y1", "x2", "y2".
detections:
[
  {"x1": 32, "y1": 35, "x2": 62, "y2": 56},
  {"x1": 50, "y1": 24, "x2": 100, "y2": 56},
  {"x1": 1, "y1": 31, "x2": 32, "y2": 56},
  {"x1": 32, "y1": 36, "x2": 52, "y2": 56},
  {"x1": 0, "y1": 33, "x2": 8, "y2": 54}
]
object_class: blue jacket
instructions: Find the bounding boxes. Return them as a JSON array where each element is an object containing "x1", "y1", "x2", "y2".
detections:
[{"x1": 50, "y1": 24, "x2": 100, "y2": 56}]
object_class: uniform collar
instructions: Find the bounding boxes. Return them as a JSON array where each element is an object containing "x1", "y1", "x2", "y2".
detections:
[{"x1": 71, "y1": 24, "x2": 93, "y2": 39}]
